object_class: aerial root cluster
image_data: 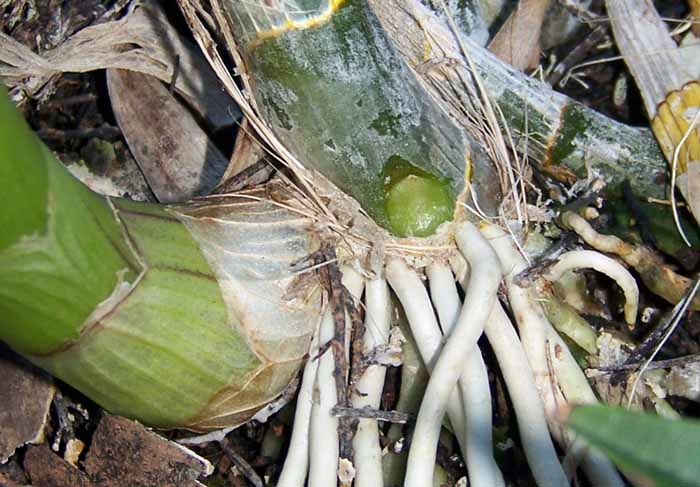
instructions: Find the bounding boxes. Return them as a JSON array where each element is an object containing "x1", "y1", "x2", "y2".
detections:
[{"x1": 278, "y1": 221, "x2": 636, "y2": 486}]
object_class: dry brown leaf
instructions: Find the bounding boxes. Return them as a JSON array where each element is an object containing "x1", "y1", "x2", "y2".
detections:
[
  {"x1": 217, "y1": 118, "x2": 268, "y2": 189},
  {"x1": 488, "y1": 0, "x2": 552, "y2": 71},
  {"x1": 107, "y1": 68, "x2": 228, "y2": 202}
]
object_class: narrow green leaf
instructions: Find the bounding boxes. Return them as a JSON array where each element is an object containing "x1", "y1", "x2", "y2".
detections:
[{"x1": 567, "y1": 405, "x2": 700, "y2": 487}]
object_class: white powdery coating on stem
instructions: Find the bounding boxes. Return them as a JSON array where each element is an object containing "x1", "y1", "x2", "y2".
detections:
[
  {"x1": 403, "y1": 222, "x2": 500, "y2": 487},
  {"x1": 426, "y1": 263, "x2": 504, "y2": 487},
  {"x1": 352, "y1": 278, "x2": 392, "y2": 487},
  {"x1": 384, "y1": 259, "x2": 468, "y2": 454},
  {"x1": 546, "y1": 250, "x2": 639, "y2": 325}
]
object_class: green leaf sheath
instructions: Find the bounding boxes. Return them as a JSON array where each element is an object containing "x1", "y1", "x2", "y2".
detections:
[
  {"x1": 568, "y1": 405, "x2": 700, "y2": 487},
  {"x1": 0, "y1": 87, "x2": 142, "y2": 355},
  {"x1": 0, "y1": 88, "x2": 320, "y2": 430},
  {"x1": 224, "y1": 0, "x2": 473, "y2": 236}
]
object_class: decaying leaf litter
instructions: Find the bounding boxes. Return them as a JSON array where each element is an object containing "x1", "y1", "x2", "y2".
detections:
[{"x1": 4, "y1": 2, "x2": 700, "y2": 485}]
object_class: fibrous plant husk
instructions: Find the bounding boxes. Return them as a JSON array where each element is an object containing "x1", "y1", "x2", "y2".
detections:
[{"x1": 0, "y1": 0, "x2": 237, "y2": 130}]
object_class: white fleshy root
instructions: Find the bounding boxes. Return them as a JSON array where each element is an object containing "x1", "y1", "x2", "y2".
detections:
[
  {"x1": 483, "y1": 224, "x2": 623, "y2": 486},
  {"x1": 277, "y1": 307, "x2": 325, "y2": 487},
  {"x1": 352, "y1": 277, "x2": 392, "y2": 487},
  {"x1": 309, "y1": 308, "x2": 341, "y2": 487},
  {"x1": 487, "y1": 303, "x2": 571, "y2": 487},
  {"x1": 402, "y1": 222, "x2": 501, "y2": 487},
  {"x1": 426, "y1": 262, "x2": 504, "y2": 487},
  {"x1": 384, "y1": 258, "x2": 468, "y2": 453},
  {"x1": 450, "y1": 250, "x2": 568, "y2": 487},
  {"x1": 543, "y1": 325, "x2": 625, "y2": 486},
  {"x1": 546, "y1": 250, "x2": 639, "y2": 325}
]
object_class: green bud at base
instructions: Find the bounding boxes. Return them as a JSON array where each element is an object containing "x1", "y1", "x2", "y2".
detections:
[{"x1": 384, "y1": 174, "x2": 454, "y2": 238}]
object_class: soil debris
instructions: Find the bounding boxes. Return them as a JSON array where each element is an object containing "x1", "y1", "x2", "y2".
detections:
[{"x1": 0, "y1": 348, "x2": 54, "y2": 464}]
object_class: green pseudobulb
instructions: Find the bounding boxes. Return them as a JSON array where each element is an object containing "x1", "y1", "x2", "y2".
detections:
[{"x1": 383, "y1": 155, "x2": 453, "y2": 237}]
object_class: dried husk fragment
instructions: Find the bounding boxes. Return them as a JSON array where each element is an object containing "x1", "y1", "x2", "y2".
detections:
[
  {"x1": 692, "y1": 0, "x2": 700, "y2": 36},
  {"x1": 488, "y1": 0, "x2": 551, "y2": 71},
  {"x1": 606, "y1": 0, "x2": 700, "y2": 222}
]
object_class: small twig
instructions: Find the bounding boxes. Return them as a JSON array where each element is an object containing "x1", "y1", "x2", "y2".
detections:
[
  {"x1": 612, "y1": 275, "x2": 700, "y2": 386},
  {"x1": 220, "y1": 440, "x2": 264, "y2": 487},
  {"x1": 622, "y1": 180, "x2": 656, "y2": 246},
  {"x1": 36, "y1": 125, "x2": 122, "y2": 141},
  {"x1": 513, "y1": 233, "x2": 578, "y2": 287},
  {"x1": 331, "y1": 406, "x2": 413, "y2": 424},
  {"x1": 47, "y1": 93, "x2": 97, "y2": 107},
  {"x1": 169, "y1": 54, "x2": 181, "y2": 94},
  {"x1": 549, "y1": 25, "x2": 610, "y2": 86},
  {"x1": 215, "y1": 159, "x2": 276, "y2": 194},
  {"x1": 311, "y1": 245, "x2": 356, "y2": 462},
  {"x1": 555, "y1": 0, "x2": 601, "y2": 23},
  {"x1": 51, "y1": 392, "x2": 76, "y2": 451},
  {"x1": 351, "y1": 343, "x2": 401, "y2": 382},
  {"x1": 592, "y1": 352, "x2": 700, "y2": 373}
]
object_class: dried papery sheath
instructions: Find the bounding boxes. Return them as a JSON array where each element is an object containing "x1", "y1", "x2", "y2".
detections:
[
  {"x1": 0, "y1": 88, "x2": 323, "y2": 431},
  {"x1": 222, "y1": 0, "x2": 501, "y2": 237},
  {"x1": 607, "y1": 0, "x2": 700, "y2": 221},
  {"x1": 692, "y1": 0, "x2": 700, "y2": 36}
]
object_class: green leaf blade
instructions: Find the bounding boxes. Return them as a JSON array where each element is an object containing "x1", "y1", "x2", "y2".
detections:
[{"x1": 568, "y1": 405, "x2": 700, "y2": 487}]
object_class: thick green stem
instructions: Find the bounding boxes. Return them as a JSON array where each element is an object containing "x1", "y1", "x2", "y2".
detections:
[
  {"x1": 0, "y1": 87, "x2": 141, "y2": 355},
  {"x1": 224, "y1": 0, "x2": 501, "y2": 236},
  {"x1": 0, "y1": 87, "x2": 321, "y2": 430},
  {"x1": 372, "y1": 0, "x2": 668, "y2": 200}
]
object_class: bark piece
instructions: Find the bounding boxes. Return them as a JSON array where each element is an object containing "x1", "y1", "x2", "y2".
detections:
[
  {"x1": 24, "y1": 445, "x2": 95, "y2": 487},
  {"x1": 0, "y1": 455, "x2": 30, "y2": 486},
  {"x1": 83, "y1": 415, "x2": 212, "y2": 487},
  {"x1": 0, "y1": 349, "x2": 54, "y2": 464},
  {"x1": 0, "y1": 473, "x2": 29, "y2": 487}
]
